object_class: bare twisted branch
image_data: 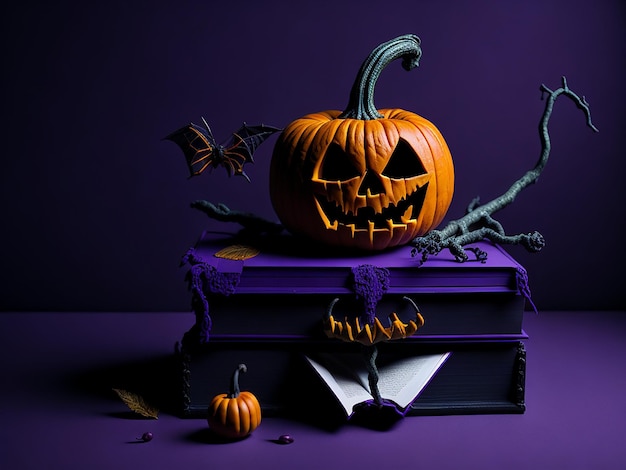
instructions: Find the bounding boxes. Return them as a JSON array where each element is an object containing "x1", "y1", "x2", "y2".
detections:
[{"x1": 411, "y1": 77, "x2": 598, "y2": 263}]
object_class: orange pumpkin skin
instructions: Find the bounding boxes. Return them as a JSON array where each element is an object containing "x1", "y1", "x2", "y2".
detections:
[
  {"x1": 207, "y1": 390, "x2": 261, "y2": 439},
  {"x1": 270, "y1": 108, "x2": 454, "y2": 251},
  {"x1": 270, "y1": 35, "x2": 454, "y2": 251},
  {"x1": 207, "y1": 364, "x2": 261, "y2": 439}
]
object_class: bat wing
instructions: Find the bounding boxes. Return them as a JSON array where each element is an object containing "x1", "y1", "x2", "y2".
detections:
[
  {"x1": 221, "y1": 123, "x2": 282, "y2": 181},
  {"x1": 231, "y1": 123, "x2": 282, "y2": 160},
  {"x1": 164, "y1": 123, "x2": 217, "y2": 177}
]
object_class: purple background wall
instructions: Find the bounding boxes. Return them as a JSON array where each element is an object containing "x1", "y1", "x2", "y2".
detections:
[{"x1": 1, "y1": 0, "x2": 624, "y2": 312}]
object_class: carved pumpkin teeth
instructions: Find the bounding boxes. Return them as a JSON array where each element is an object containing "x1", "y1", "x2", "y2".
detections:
[
  {"x1": 400, "y1": 206, "x2": 413, "y2": 224},
  {"x1": 314, "y1": 197, "x2": 339, "y2": 230},
  {"x1": 405, "y1": 174, "x2": 430, "y2": 195},
  {"x1": 367, "y1": 193, "x2": 383, "y2": 214},
  {"x1": 323, "y1": 181, "x2": 344, "y2": 211},
  {"x1": 313, "y1": 182, "x2": 429, "y2": 232},
  {"x1": 390, "y1": 178, "x2": 405, "y2": 205},
  {"x1": 368, "y1": 221, "x2": 375, "y2": 244},
  {"x1": 379, "y1": 192, "x2": 389, "y2": 209}
]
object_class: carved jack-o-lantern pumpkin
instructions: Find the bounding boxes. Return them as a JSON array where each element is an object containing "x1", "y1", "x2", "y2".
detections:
[{"x1": 270, "y1": 35, "x2": 454, "y2": 251}]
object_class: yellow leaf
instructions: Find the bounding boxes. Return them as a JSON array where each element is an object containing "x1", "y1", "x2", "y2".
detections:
[
  {"x1": 214, "y1": 244, "x2": 260, "y2": 261},
  {"x1": 112, "y1": 388, "x2": 159, "y2": 419}
]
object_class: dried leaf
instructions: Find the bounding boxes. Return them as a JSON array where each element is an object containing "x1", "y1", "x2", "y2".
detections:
[
  {"x1": 214, "y1": 244, "x2": 260, "y2": 261},
  {"x1": 112, "y1": 388, "x2": 159, "y2": 419}
]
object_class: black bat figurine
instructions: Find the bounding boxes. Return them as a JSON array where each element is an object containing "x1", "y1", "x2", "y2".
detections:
[{"x1": 164, "y1": 118, "x2": 281, "y2": 182}]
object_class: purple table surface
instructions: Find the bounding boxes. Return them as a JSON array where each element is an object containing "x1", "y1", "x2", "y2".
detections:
[{"x1": 1, "y1": 310, "x2": 625, "y2": 470}]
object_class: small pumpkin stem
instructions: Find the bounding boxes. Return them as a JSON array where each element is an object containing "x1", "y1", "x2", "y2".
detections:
[
  {"x1": 228, "y1": 363, "x2": 247, "y2": 398},
  {"x1": 339, "y1": 34, "x2": 422, "y2": 120}
]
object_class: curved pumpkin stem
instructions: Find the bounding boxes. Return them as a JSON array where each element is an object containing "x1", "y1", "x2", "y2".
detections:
[
  {"x1": 228, "y1": 363, "x2": 247, "y2": 398},
  {"x1": 339, "y1": 34, "x2": 422, "y2": 120}
]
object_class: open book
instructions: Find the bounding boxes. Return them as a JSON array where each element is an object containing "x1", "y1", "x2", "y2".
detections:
[{"x1": 305, "y1": 351, "x2": 451, "y2": 417}]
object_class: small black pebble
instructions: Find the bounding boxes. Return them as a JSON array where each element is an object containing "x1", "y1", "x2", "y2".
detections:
[{"x1": 278, "y1": 434, "x2": 294, "y2": 445}]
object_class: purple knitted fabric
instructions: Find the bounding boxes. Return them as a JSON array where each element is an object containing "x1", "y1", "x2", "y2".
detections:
[
  {"x1": 182, "y1": 248, "x2": 240, "y2": 295},
  {"x1": 182, "y1": 248, "x2": 241, "y2": 344},
  {"x1": 351, "y1": 264, "x2": 390, "y2": 324},
  {"x1": 516, "y1": 266, "x2": 538, "y2": 314},
  {"x1": 189, "y1": 263, "x2": 240, "y2": 296}
]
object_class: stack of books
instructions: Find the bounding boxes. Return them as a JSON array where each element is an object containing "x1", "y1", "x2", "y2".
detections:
[{"x1": 176, "y1": 230, "x2": 528, "y2": 419}]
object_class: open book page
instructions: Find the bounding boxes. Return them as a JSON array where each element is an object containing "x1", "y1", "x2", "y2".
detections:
[
  {"x1": 305, "y1": 355, "x2": 373, "y2": 415},
  {"x1": 305, "y1": 351, "x2": 451, "y2": 416}
]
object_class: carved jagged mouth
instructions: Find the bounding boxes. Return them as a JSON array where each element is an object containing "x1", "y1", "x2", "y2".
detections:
[{"x1": 315, "y1": 183, "x2": 428, "y2": 231}]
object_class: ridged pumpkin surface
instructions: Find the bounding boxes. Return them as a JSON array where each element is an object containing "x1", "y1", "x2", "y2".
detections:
[
  {"x1": 269, "y1": 35, "x2": 454, "y2": 251},
  {"x1": 270, "y1": 108, "x2": 453, "y2": 251},
  {"x1": 206, "y1": 364, "x2": 261, "y2": 439},
  {"x1": 207, "y1": 391, "x2": 261, "y2": 439}
]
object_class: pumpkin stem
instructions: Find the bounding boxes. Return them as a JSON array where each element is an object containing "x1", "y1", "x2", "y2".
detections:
[
  {"x1": 228, "y1": 363, "x2": 247, "y2": 398},
  {"x1": 339, "y1": 34, "x2": 422, "y2": 120}
]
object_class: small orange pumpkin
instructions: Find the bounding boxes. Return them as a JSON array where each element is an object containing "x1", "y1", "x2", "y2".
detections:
[
  {"x1": 270, "y1": 34, "x2": 454, "y2": 251},
  {"x1": 207, "y1": 364, "x2": 261, "y2": 439}
]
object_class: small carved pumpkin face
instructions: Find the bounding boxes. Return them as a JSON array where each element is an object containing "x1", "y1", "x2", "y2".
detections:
[{"x1": 270, "y1": 109, "x2": 454, "y2": 250}]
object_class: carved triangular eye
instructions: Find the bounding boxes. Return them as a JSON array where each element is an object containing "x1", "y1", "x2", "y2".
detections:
[
  {"x1": 382, "y1": 139, "x2": 426, "y2": 178},
  {"x1": 320, "y1": 143, "x2": 361, "y2": 181}
]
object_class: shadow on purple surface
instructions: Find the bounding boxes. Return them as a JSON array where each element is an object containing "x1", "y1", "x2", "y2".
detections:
[
  {"x1": 183, "y1": 427, "x2": 254, "y2": 445},
  {"x1": 65, "y1": 353, "x2": 183, "y2": 416},
  {"x1": 63, "y1": 349, "x2": 408, "y2": 433}
]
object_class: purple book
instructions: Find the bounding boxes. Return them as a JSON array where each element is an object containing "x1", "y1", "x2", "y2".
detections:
[{"x1": 180, "y1": 230, "x2": 532, "y2": 344}]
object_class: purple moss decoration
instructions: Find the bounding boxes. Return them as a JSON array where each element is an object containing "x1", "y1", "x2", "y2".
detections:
[
  {"x1": 351, "y1": 264, "x2": 390, "y2": 325},
  {"x1": 516, "y1": 267, "x2": 537, "y2": 314},
  {"x1": 350, "y1": 264, "x2": 391, "y2": 407},
  {"x1": 181, "y1": 248, "x2": 241, "y2": 345}
]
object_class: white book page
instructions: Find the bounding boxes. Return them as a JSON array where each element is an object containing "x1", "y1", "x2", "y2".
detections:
[
  {"x1": 305, "y1": 351, "x2": 451, "y2": 415},
  {"x1": 305, "y1": 355, "x2": 372, "y2": 415},
  {"x1": 371, "y1": 352, "x2": 451, "y2": 408}
]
